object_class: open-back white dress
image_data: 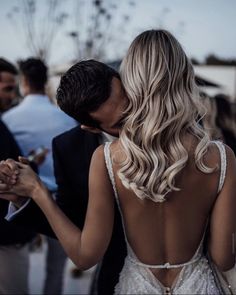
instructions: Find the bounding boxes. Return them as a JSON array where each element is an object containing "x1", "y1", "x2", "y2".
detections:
[{"x1": 104, "y1": 141, "x2": 226, "y2": 294}]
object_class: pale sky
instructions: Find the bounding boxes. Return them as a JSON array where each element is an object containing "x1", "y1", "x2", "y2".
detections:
[{"x1": 0, "y1": 0, "x2": 235, "y2": 66}]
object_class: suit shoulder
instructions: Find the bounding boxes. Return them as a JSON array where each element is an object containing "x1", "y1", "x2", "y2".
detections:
[
  {"x1": 53, "y1": 125, "x2": 100, "y2": 147},
  {"x1": 53, "y1": 125, "x2": 82, "y2": 143}
]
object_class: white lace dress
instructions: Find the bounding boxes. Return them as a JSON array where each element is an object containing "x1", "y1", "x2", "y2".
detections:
[{"x1": 104, "y1": 141, "x2": 226, "y2": 295}]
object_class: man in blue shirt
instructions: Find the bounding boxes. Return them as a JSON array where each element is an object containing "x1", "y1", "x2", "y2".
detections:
[
  {"x1": 2, "y1": 58, "x2": 77, "y2": 294},
  {"x1": 0, "y1": 58, "x2": 18, "y2": 114},
  {"x1": 0, "y1": 58, "x2": 37, "y2": 295}
]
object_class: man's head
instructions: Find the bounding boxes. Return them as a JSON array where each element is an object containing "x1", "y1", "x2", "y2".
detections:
[
  {"x1": 56, "y1": 59, "x2": 126, "y2": 136},
  {"x1": 0, "y1": 58, "x2": 18, "y2": 113},
  {"x1": 18, "y1": 58, "x2": 48, "y2": 96}
]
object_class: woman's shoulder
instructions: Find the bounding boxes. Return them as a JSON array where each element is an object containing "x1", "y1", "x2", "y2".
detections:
[
  {"x1": 207, "y1": 141, "x2": 234, "y2": 161},
  {"x1": 202, "y1": 141, "x2": 235, "y2": 175},
  {"x1": 91, "y1": 140, "x2": 122, "y2": 165},
  {"x1": 92, "y1": 143, "x2": 106, "y2": 158}
]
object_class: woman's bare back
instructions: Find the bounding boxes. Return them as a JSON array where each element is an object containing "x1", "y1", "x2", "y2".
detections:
[{"x1": 109, "y1": 137, "x2": 223, "y2": 286}]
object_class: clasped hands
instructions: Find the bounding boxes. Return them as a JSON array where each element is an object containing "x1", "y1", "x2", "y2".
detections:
[{"x1": 0, "y1": 157, "x2": 40, "y2": 204}]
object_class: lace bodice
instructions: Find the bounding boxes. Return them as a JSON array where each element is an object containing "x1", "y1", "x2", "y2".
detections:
[{"x1": 104, "y1": 140, "x2": 226, "y2": 294}]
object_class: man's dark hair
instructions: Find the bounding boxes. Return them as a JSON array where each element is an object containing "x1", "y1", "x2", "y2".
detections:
[
  {"x1": 56, "y1": 59, "x2": 120, "y2": 127},
  {"x1": 18, "y1": 58, "x2": 48, "y2": 91},
  {"x1": 0, "y1": 58, "x2": 18, "y2": 79}
]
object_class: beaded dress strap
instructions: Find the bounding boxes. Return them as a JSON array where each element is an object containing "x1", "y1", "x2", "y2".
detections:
[
  {"x1": 104, "y1": 142, "x2": 119, "y2": 202},
  {"x1": 212, "y1": 141, "x2": 227, "y2": 193},
  {"x1": 127, "y1": 255, "x2": 201, "y2": 269},
  {"x1": 104, "y1": 142, "x2": 134, "y2": 251}
]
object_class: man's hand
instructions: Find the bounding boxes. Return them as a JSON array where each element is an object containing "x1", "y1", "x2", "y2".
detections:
[
  {"x1": 0, "y1": 159, "x2": 19, "y2": 187},
  {"x1": 0, "y1": 159, "x2": 30, "y2": 207},
  {"x1": 0, "y1": 158, "x2": 42, "y2": 200}
]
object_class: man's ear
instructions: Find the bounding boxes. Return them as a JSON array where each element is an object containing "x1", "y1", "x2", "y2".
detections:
[{"x1": 81, "y1": 125, "x2": 102, "y2": 134}]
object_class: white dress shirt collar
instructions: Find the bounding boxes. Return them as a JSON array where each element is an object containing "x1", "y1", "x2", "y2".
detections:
[{"x1": 100, "y1": 132, "x2": 117, "y2": 144}]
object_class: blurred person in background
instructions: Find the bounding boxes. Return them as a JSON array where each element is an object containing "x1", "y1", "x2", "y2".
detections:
[
  {"x1": 2, "y1": 57, "x2": 77, "y2": 294},
  {"x1": 201, "y1": 93, "x2": 236, "y2": 155},
  {"x1": 0, "y1": 58, "x2": 18, "y2": 114},
  {"x1": 0, "y1": 58, "x2": 36, "y2": 295},
  {"x1": 214, "y1": 94, "x2": 236, "y2": 155}
]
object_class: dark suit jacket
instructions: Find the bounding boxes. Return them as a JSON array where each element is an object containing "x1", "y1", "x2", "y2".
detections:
[
  {"x1": 10, "y1": 126, "x2": 127, "y2": 294},
  {"x1": 0, "y1": 119, "x2": 35, "y2": 245}
]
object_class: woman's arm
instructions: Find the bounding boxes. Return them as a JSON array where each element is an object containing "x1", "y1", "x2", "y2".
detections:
[
  {"x1": 208, "y1": 145, "x2": 236, "y2": 271},
  {"x1": 1, "y1": 145, "x2": 114, "y2": 270}
]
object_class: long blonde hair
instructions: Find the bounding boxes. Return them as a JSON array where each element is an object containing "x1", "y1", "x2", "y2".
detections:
[{"x1": 118, "y1": 29, "x2": 213, "y2": 202}]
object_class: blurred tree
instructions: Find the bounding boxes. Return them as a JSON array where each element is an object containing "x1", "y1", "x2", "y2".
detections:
[
  {"x1": 67, "y1": 0, "x2": 136, "y2": 61},
  {"x1": 191, "y1": 58, "x2": 200, "y2": 65},
  {"x1": 7, "y1": 0, "x2": 68, "y2": 61},
  {"x1": 205, "y1": 54, "x2": 236, "y2": 66}
]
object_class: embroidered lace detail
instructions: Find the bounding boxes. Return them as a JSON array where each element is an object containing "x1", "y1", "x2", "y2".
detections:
[{"x1": 114, "y1": 256, "x2": 220, "y2": 294}]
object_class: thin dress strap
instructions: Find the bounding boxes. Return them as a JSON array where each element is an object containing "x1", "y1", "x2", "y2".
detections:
[
  {"x1": 104, "y1": 142, "x2": 120, "y2": 203},
  {"x1": 212, "y1": 141, "x2": 227, "y2": 193},
  {"x1": 104, "y1": 142, "x2": 135, "y2": 254}
]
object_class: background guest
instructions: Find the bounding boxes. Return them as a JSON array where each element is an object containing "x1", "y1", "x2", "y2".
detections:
[
  {"x1": 2, "y1": 57, "x2": 77, "y2": 294},
  {"x1": 214, "y1": 93, "x2": 236, "y2": 154},
  {"x1": 0, "y1": 58, "x2": 18, "y2": 114},
  {"x1": 0, "y1": 58, "x2": 36, "y2": 295}
]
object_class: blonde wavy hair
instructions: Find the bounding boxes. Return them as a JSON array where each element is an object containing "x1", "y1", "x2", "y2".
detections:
[{"x1": 118, "y1": 29, "x2": 214, "y2": 202}]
